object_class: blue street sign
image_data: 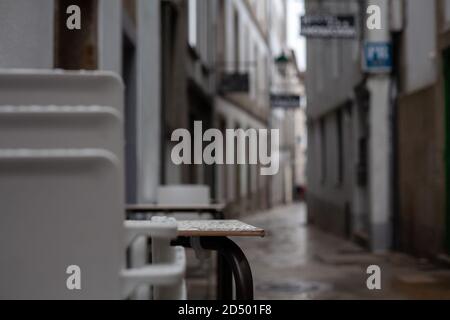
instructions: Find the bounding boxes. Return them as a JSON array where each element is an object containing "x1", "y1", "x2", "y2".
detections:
[{"x1": 363, "y1": 42, "x2": 392, "y2": 73}]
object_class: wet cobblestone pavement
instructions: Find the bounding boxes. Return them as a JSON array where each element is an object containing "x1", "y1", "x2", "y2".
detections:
[{"x1": 234, "y1": 203, "x2": 450, "y2": 300}]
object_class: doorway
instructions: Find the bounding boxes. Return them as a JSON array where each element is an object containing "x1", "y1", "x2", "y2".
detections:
[
  {"x1": 122, "y1": 29, "x2": 138, "y2": 203},
  {"x1": 443, "y1": 48, "x2": 450, "y2": 253}
]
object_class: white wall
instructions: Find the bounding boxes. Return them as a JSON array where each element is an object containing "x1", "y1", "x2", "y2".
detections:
[
  {"x1": 0, "y1": 0, "x2": 54, "y2": 68},
  {"x1": 404, "y1": 0, "x2": 436, "y2": 93},
  {"x1": 98, "y1": 0, "x2": 122, "y2": 75},
  {"x1": 305, "y1": 0, "x2": 361, "y2": 119},
  {"x1": 215, "y1": 97, "x2": 266, "y2": 202}
]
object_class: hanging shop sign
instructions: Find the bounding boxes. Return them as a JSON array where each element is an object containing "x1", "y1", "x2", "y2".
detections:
[
  {"x1": 300, "y1": 15, "x2": 357, "y2": 38},
  {"x1": 363, "y1": 42, "x2": 392, "y2": 73},
  {"x1": 219, "y1": 73, "x2": 250, "y2": 93},
  {"x1": 270, "y1": 94, "x2": 301, "y2": 109}
]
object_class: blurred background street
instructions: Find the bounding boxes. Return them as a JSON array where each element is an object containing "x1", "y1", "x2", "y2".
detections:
[{"x1": 238, "y1": 204, "x2": 450, "y2": 300}]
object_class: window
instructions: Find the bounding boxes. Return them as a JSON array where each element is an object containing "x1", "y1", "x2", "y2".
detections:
[
  {"x1": 244, "y1": 25, "x2": 250, "y2": 65},
  {"x1": 234, "y1": 8, "x2": 240, "y2": 71},
  {"x1": 188, "y1": 0, "x2": 197, "y2": 48},
  {"x1": 315, "y1": 40, "x2": 324, "y2": 93},
  {"x1": 332, "y1": 39, "x2": 340, "y2": 78},
  {"x1": 201, "y1": 0, "x2": 209, "y2": 62},
  {"x1": 320, "y1": 118, "x2": 327, "y2": 184},
  {"x1": 253, "y1": 45, "x2": 259, "y2": 99},
  {"x1": 217, "y1": 0, "x2": 226, "y2": 63},
  {"x1": 336, "y1": 109, "x2": 344, "y2": 185}
]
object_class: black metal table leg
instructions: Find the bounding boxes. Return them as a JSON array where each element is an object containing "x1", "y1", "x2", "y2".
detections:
[
  {"x1": 217, "y1": 253, "x2": 233, "y2": 300},
  {"x1": 173, "y1": 236, "x2": 254, "y2": 300}
]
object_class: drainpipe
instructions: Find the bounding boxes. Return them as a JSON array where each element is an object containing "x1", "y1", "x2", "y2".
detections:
[{"x1": 365, "y1": 0, "x2": 392, "y2": 252}]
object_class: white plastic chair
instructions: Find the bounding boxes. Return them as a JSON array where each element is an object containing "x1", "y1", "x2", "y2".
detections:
[
  {"x1": 0, "y1": 150, "x2": 186, "y2": 299},
  {"x1": 0, "y1": 149, "x2": 124, "y2": 299},
  {"x1": 0, "y1": 69, "x2": 125, "y2": 162},
  {"x1": 123, "y1": 217, "x2": 186, "y2": 300},
  {"x1": 0, "y1": 105, "x2": 123, "y2": 157},
  {"x1": 0, "y1": 69, "x2": 123, "y2": 110},
  {"x1": 157, "y1": 185, "x2": 215, "y2": 299},
  {"x1": 0, "y1": 70, "x2": 187, "y2": 300},
  {"x1": 157, "y1": 185, "x2": 212, "y2": 220}
]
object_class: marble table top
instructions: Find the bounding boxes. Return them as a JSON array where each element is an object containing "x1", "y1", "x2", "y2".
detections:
[
  {"x1": 126, "y1": 204, "x2": 226, "y2": 213},
  {"x1": 177, "y1": 220, "x2": 265, "y2": 238}
]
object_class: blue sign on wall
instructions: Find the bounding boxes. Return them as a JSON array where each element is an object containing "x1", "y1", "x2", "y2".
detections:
[{"x1": 363, "y1": 42, "x2": 392, "y2": 73}]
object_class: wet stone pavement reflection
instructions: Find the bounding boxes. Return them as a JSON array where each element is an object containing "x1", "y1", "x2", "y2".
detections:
[{"x1": 234, "y1": 203, "x2": 450, "y2": 300}]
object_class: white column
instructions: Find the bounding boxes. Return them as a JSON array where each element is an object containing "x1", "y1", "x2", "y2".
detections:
[
  {"x1": 366, "y1": 0, "x2": 392, "y2": 252},
  {"x1": 136, "y1": 0, "x2": 162, "y2": 203},
  {"x1": 127, "y1": 0, "x2": 162, "y2": 300},
  {"x1": 98, "y1": 0, "x2": 122, "y2": 75}
]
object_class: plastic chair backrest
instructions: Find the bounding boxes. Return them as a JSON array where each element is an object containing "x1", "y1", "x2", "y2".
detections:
[{"x1": 0, "y1": 70, "x2": 125, "y2": 299}]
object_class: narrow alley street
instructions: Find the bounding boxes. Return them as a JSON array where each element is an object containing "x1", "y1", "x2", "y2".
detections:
[
  {"x1": 236, "y1": 204, "x2": 450, "y2": 300},
  {"x1": 5, "y1": 0, "x2": 450, "y2": 304}
]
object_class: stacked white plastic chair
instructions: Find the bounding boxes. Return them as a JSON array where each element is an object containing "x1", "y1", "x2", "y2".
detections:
[
  {"x1": 157, "y1": 185, "x2": 215, "y2": 298},
  {"x1": 157, "y1": 185, "x2": 212, "y2": 220},
  {"x1": 0, "y1": 70, "x2": 186, "y2": 299}
]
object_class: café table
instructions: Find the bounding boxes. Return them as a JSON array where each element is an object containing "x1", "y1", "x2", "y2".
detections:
[
  {"x1": 174, "y1": 220, "x2": 265, "y2": 301},
  {"x1": 126, "y1": 205, "x2": 264, "y2": 300}
]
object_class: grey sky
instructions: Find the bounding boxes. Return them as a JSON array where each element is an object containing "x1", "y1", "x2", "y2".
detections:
[{"x1": 287, "y1": 0, "x2": 306, "y2": 71}]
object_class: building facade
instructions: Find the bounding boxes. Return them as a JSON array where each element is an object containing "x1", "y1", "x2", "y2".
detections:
[
  {"x1": 305, "y1": 0, "x2": 394, "y2": 251},
  {"x1": 305, "y1": 0, "x2": 366, "y2": 241},
  {"x1": 0, "y1": 0, "x2": 300, "y2": 215},
  {"x1": 396, "y1": 0, "x2": 450, "y2": 259},
  {"x1": 160, "y1": 0, "x2": 217, "y2": 192},
  {"x1": 159, "y1": 0, "x2": 295, "y2": 215},
  {"x1": 214, "y1": 0, "x2": 276, "y2": 215},
  {"x1": 305, "y1": 0, "x2": 450, "y2": 258}
]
